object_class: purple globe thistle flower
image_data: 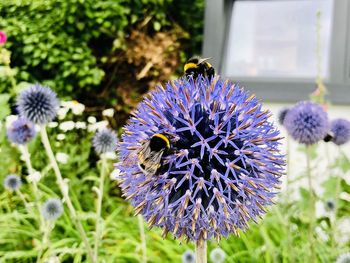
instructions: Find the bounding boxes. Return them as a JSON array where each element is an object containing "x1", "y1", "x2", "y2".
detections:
[
  {"x1": 182, "y1": 250, "x2": 195, "y2": 263},
  {"x1": 92, "y1": 128, "x2": 118, "y2": 154},
  {"x1": 284, "y1": 101, "x2": 328, "y2": 145},
  {"x1": 330, "y1": 118, "x2": 350, "y2": 145},
  {"x1": 6, "y1": 117, "x2": 36, "y2": 145},
  {"x1": 277, "y1": 107, "x2": 289, "y2": 126},
  {"x1": 17, "y1": 84, "x2": 59, "y2": 125},
  {"x1": 4, "y1": 174, "x2": 22, "y2": 191},
  {"x1": 41, "y1": 198, "x2": 63, "y2": 220},
  {"x1": 117, "y1": 77, "x2": 284, "y2": 241}
]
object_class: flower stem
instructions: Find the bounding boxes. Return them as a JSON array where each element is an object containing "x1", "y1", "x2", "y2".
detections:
[
  {"x1": 137, "y1": 215, "x2": 147, "y2": 263},
  {"x1": 19, "y1": 145, "x2": 43, "y2": 223},
  {"x1": 16, "y1": 189, "x2": 30, "y2": 211},
  {"x1": 195, "y1": 238, "x2": 207, "y2": 263},
  {"x1": 93, "y1": 155, "x2": 107, "y2": 262},
  {"x1": 306, "y1": 145, "x2": 316, "y2": 263},
  {"x1": 37, "y1": 220, "x2": 54, "y2": 263},
  {"x1": 40, "y1": 126, "x2": 95, "y2": 263}
]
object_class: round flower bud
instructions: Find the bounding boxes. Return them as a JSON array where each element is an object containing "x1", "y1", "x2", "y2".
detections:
[
  {"x1": 41, "y1": 198, "x2": 63, "y2": 220},
  {"x1": 17, "y1": 84, "x2": 59, "y2": 125},
  {"x1": 284, "y1": 101, "x2": 328, "y2": 145},
  {"x1": 7, "y1": 117, "x2": 36, "y2": 144},
  {"x1": 4, "y1": 174, "x2": 22, "y2": 191},
  {"x1": 92, "y1": 128, "x2": 118, "y2": 154},
  {"x1": 330, "y1": 118, "x2": 350, "y2": 145}
]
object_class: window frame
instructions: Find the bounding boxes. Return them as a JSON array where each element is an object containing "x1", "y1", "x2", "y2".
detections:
[{"x1": 202, "y1": 0, "x2": 350, "y2": 104}]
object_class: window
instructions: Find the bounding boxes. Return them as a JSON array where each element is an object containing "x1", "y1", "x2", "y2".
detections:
[
  {"x1": 224, "y1": 0, "x2": 333, "y2": 79},
  {"x1": 203, "y1": 0, "x2": 350, "y2": 103}
]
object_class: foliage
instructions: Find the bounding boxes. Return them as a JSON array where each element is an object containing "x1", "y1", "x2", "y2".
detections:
[{"x1": 0, "y1": 0, "x2": 205, "y2": 122}]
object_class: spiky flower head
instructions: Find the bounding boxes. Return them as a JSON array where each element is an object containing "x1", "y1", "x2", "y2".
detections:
[
  {"x1": 6, "y1": 117, "x2": 36, "y2": 144},
  {"x1": 336, "y1": 252, "x2": 350, "y2": 263},
  {"x1": 330, "y1": 119, "x2": 350, "y2": 145},
  {"x1": 182, "y1": 250, "x2": 195, "y2": 263},
  {"x1": 284, "y1": 101, "x2": 328, "y2": 145},
  {"x1": 17, "y1": 84, "x2": 59, "y2": 125},
  {"x1": 41, "y1": 198, "x2": 63, "y2": 220},
  {"x1": 4, "y1": 174, "x2": 22, "y2": 191},
  {"x1": 277, "y1": 107, "x2": 290, "y2": 126},
  {"x1": 117, "y1": 77, "x2": 284, "y2": 241},
  {"x1": 210, "y1": 247, "x2": 226, "y2": 263},
  {"x1": 92, "y1": 128, "x2": 118, "y2": 154}
]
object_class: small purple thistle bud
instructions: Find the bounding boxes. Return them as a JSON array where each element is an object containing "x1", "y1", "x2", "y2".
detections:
[
  {"x1": 330, "y1": 118, "x2": 350, "y2": 145},
  {"x1": 182, "y1": 250, "x2": 195, "y2": 263},
  {"x1": 7, "y1": 117, "x2": 36, "y2": 144},
  {"x1": 4, "y1": 174, "x2": 22, "y2": 191},
  {"x1": 284, "y1": 101, "x2": 329, "y2": 145},
  {"x1": 92, "y1": 128, "x2": 118, "y2": 154},
  {"x1": 117, "y1": 77, "x2": 284, "y2": 241},
  {"x1": 17, "y1": 84, "x2": 59, "y2": 125},
  {"x1": 41, "y1": 198, "x2": 63, "y2": 220}
]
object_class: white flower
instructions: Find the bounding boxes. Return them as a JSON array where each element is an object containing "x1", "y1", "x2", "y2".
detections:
[
  {"x1": 87, "y1": 116, "x2": 97, "y2": 124},
  {"x1": 75, "y1": 121, "x2": 87, "y2": 129},
  {"x1": 71, "y1": 101, "x2": 85, "y2": 115},
  {"x1": 59, "y1": 121, "x2": 75, "y2": 132},
  {"x1": 335, "y1": 217, "x2": 350, "y2": 244},
  {"x1": 103, "y1": 151, "x2": 117, "y2": 160},
  {"x1": 56, "y1": 152, "x2": 69, "y2": 164},
  {"x1": 57, "y1": 107, "x2": 69, "y2": 120},
  {"x1": 56, "y1": 134, "x2": 66, "y2": 141},
  {"x1": 27, "y1": 171, "x2": 42, "y2": 183},
  {"x1": 5, "y1": 115, "x2": 18, "y2": 128},
  {"x1": 110, "y1": 169, "x2": 121, "y2": 180},
  {"x1": 44, "y1": 256, "x2": 60, "y2": 263},
  {"x1": 102, "y1": 108, "x2": 115, "y2": 117},
  {"x1": 88, "y1": 121, "x2": 108, "y2": 132},
  {"x1": 48, "y1": 122, "x2": 58, "y2": 128}
]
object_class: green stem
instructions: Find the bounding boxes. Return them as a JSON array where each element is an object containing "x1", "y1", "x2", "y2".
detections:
[
  {"x1": 306, "y1": 145, "x2": 316, "y2": 263},
  {"x1": 137, "y1": 215, "x2": 147, "y2": 263},
  {"x1": 93, "y1": 155, "x2": 107, "y2": 262},
  {"x1": 195, "y1": 238, "x2": 207, "y2": 263},
  {"x1": 37, "y1": 220, "x2": 54, "y2": 263},
  {"x1": 19, "y1": 144, "x2": 43, "y2": 224},
  {"x1": 16, "y1": 189, "x2": 30, "y2": 211},
  {"x1": 40, "y1": 126, "x2": 95, "y2": 263}
]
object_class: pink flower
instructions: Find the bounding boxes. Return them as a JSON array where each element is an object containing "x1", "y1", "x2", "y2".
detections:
[{"x1": 0, "y1": 31, "x2": 7, "y2": 45}]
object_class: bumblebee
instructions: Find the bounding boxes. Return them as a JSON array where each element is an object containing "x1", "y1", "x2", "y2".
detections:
[
  {"x1": 323, "y1": 132, "x2": 334, "y2": 142},
  {"x1": 184, "y1": 56, "x2": 215, "y2": 80},
  {"x1": 138, "y1": 133, "x2": 170, "y2": 176}
]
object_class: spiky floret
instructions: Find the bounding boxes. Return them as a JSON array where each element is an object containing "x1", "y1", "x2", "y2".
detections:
[
  {"x1": 92, "y1": 128, "x2": 118, "y2": 154},
  {"x1": 330, "y1": 118, "x2": 350, "y2": 145},
  {"x1": 284, "y1": 101, "x2": 329, "y2": 145},
  {"x1": 182, "y1": 250, "x2": 195, "y2": 263},
  {"x1": 116, "y1": 76, "x2": 284, "y2": 241},
  {"x1": 4, "y1": 174, "x2": 22, "y2": 191},
  {"x1": 41, "y1": 198, "x2": 63, "y2": 220},
  {"x1": 17, "y1": 84, "x2": 59, "y2": 125},
  {"x1": 7, "y1": 117, "x2": 36, "y2": 145}
]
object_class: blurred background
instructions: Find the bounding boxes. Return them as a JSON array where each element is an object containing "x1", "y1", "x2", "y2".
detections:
[{"x1": 1, "y1": 0, "x2": 350, "y2": 262}]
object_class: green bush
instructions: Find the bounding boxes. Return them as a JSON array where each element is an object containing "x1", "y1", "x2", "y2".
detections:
[{"x1": 0, "y1": 0, "x2": 204, "y2": 100}]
